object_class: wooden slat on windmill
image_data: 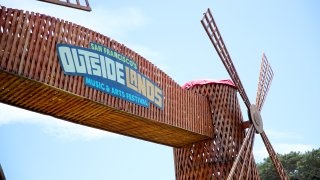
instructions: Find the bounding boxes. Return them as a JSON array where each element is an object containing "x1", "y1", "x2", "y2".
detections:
[{"x1": 0, "y1": 2, "x2": 289, "y2": 179}]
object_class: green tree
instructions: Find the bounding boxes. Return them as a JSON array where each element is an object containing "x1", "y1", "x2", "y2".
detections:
[
  {"x1": 296, "y1": 149, "x2": 320, "y2": 180},
  {"x1": 280, "y1": 151, "x2": 303, "y2": 179},
  {"x1": 257, "y1": 148, "x2": 320, "y2": 180},
  {"x1": 257, "y1": 157, "x2": 278, "y2": 180}
]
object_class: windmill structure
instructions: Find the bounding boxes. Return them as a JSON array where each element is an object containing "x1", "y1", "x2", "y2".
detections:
[
  {"x1": 0, "y1": 2, "x2": 290, "y2": 179},
  {"x1": 175, "y1": 8, "x2": 289, "y2": 179}
]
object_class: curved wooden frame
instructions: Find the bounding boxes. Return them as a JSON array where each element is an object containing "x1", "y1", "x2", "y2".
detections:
[{"x1": 0, "y1": 6, "x2": 213, "y2": 147}]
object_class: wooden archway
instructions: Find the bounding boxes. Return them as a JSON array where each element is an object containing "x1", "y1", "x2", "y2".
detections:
[{"x1": 0, "y1": 6, "x2": 260, "y2": 179}]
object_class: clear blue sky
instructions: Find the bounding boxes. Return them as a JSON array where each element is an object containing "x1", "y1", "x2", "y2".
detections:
[{"x1": 1, "y1": 0, "x2": 320, "y2": 179}]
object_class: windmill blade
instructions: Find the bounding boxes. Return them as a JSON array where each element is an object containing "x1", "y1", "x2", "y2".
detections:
[
  {"x1": 201, "y1": 8, "x2": 251, "y2": 109},
  {"x1": 256, "y1": 53, "x2": 274, "y2": 111},
  {"x1": 260, "y1": 131, "x2": 289, "y2": 179},
  {"x1": 228, "y1": 126, "x2": 259, "y2": 179}
]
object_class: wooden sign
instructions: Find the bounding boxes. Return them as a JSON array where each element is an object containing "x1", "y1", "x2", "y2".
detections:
[{"x1": 0, "y1": 6, "x2": 212, "y2": 147}]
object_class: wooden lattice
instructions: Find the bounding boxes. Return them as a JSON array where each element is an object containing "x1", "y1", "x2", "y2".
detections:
[
  {"x1": 201, "y1": 8, "x2": 251, "y2": 109},
  {"x1": 227, "y1": 125, "x2": 260, "y2": 179},
  {"x1": 256, "y1": 53, "x2": 274, "y2": 111},
  {"x1": 0, "y1": 6, "x2": 212, "y2": 147},
  {"x1": 174, "y1": 83, "x2": 259, "y2": 179},
  {"x1": 38, "y1": 0, "x2": 92, "y2": 11},
  {"x1": 261, "y1": 132, "x2": 289, "y2": 179}
]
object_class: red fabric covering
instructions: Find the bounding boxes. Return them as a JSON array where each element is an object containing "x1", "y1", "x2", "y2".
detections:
[{"x1": 182, "y1": 79, "x2": 237, "y2": 90}]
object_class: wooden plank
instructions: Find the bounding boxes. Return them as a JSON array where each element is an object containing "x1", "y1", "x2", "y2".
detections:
[
  {"x1": 24, "y1": 13, "x2": 40, "y2": 76},
  {"x1": 1, "y1": 9, "x2": 17, "y2": 68},
  {"x1": 72, "y1": 25, "x2": 82, "y2": 95},
  {"x1": 0, "y1": 6, "x2": 214, "y2": 147},
  {"x1": 7, "y1": 10, "x2": 24, "y2": 72},
  {"x1": 29, "y1": 13, "x2": 46, "y2": 79},
  {"x1": 13, "y1": 11, "x2": 30, "y2": 73},
  {"x1": 54, "y1": 21, "x2": 70, "y2": 88},
  {"x1": 0, "y1": 7, "x2": 11, "y2": 63}
]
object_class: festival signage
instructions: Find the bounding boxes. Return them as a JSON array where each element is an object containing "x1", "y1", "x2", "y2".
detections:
[{"x1": 57, "y1": 43, "x2": 163, "y2": 109}]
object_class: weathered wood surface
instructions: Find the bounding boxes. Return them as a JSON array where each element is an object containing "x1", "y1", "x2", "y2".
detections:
[
  {"x1": 174, "y1": 83, "x2": 259, "y2": 179},
  {"x1": 0, "y1": 6, "x2": 213, "y2": 147}
]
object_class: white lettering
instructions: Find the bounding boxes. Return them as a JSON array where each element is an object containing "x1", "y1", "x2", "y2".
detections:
[
  {"x1": 91, "y1": 55, "x2": 101, "y2": 77},
  {"x1": 58, "y1": 46, "x2": 75, "y2": 73},
  {"x1": 105, "y1": 56, "x2": 116, "y2": 81},
  {"x1": 116, "y1": 62, "x2": 125, "y2": 85},
  {"x1": 78, "y1": 49, "x2": 99, "y2": 75},
  {"x1": 100, "y1": 55, "x2": 107, "y2": 78},
  {"x1": 72, "y1": 48, "x2": 86, "y2": 74}
]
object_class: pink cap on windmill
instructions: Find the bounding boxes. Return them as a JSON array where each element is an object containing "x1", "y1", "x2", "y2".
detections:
[{"x1": 182, "y1": 79, "x2": 237, "y2": 90}]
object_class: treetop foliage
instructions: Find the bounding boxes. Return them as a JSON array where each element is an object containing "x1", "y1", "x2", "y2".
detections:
[{"x1": 257, "y1": 148, "x2": 320, "y2": 180}]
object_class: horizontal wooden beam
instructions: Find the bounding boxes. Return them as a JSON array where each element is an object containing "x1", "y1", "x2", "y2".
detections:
[
  {"x1": 38, "y1": 0, "x2": 92, "y2": 11},
  {"x1": 0, "y1": 70, "x2": 210, "y2": 147},
  {"x1": 242, "y1": 120, "x2": 252, "y2": 129}
]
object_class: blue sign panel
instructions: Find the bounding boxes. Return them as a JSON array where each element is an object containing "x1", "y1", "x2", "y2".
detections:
[{"x1": 56, "y1": 43, "x2": 163, "y2": 109}]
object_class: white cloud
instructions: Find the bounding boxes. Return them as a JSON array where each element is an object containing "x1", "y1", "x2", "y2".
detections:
[
  {"x1": 42, "y1": 120, "x2": 119, "y2": 142},
  {"x1": 264, "y1": 129, "x2": 303, "y2": 140},
  {"x1": 0, "y1": 104, "x2": 44, "y2": 125},
  {"x1": 254, "y1": 142, "x2": 314, "y2": 162},
  {"x1": 81, "y1": 6, "x2": 149, "y2": 38},
  {"x1": 0, "y1": 103, "x2": 119, "y2": 141},
  {"x1": 275, "y1": 143, "x2": 314, "y2": 154},
  {"x1": 1, "y1": 0, "x2": 148, "y2": 39},
  {"x1": 126, "y1": 43, "x2": 169, "y2": 72},
  {"x1": 253, "y1": 131, "x2": 314, "y2": 163}
]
